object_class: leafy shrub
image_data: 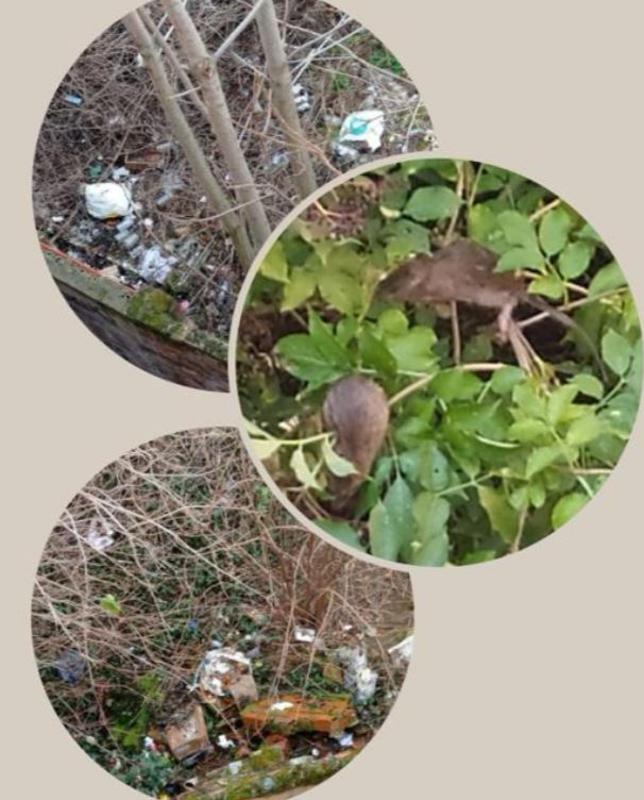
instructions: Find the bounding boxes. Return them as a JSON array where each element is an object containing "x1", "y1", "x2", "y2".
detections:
[{"x1": 238, "y1": 158, "x2": 642, "y2": 565}]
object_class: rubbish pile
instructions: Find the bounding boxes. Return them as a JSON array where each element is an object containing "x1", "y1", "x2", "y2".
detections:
[{"x1": 194, "y1": 644, "x2": 259, "y2": 707}]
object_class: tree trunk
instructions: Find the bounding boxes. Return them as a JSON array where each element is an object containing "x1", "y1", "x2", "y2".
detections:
[
  {"x1": 139, "y1": 7, "x2": 210, "y2": 124},
  {"x1": 161, "y1": 0, "x2": 272, "y2": 250},
  {"x1": 255, "y1": 0, "x2": 317, "y2": 201},
  {"x1": 123, "y1": 10, "x2": 254, "y2": 271}
]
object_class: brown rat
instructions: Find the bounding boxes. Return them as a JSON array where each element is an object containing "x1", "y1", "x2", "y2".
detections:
[
  {"x1": 378, "y1": 239, "x2": 602, "y2": 371},
  {"x1": 378, "y1": 239, "x2": 531, "y2": 339},
  {"x1": 322, "y1": 375, "x2": 389, "y2": 512}
]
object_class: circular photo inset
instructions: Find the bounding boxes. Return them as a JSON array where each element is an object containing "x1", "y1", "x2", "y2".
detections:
[
  {"x1": 32, "y1": 428, "x2": 413, "y2": 798},
  {"x1": 234, "y1": 156, "x2": 642, "y2": 567},
  {"x1": 33, "y1": 0, "x2": 434, "y2": 389}
]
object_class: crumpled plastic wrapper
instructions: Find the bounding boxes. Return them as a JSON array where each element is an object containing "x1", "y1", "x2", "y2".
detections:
[
  {"x1": 337, "y1": 110, "x2": 385, "y2": 152},
  {"x1": 83, "y1": 182, "x2": 132, "y2": 220}
]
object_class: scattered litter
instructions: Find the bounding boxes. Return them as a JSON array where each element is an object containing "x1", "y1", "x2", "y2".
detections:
[
  {"x1": 293, "y1": 625, "x2": 316, "y2": 644},
  {"x1": 197, "y1": 647, "x2": 258, "y2": 705},
  {"x1": 64, "y1": 93, "x2": 84, "y2": 107},
  {"x1": 228, "y1": 761, "x2": 243, "y2": 776},
  {"x1": 183, "y1": 778, "x2": 199, "y2": 789},
  {"x1": 137, "y1": 245, "x2": 177, "y2": 283},
  {"x1": 217, "y1": 734, "x2": 236, "y2": 750},
  {"x1": 341, "y1": 623, "x2": 354, "y2": 632},
  {"x1": 331, "y1": 142, "x2": 360, "y2": 163},
  {"x1": 155, "y1": 171, "x2": 184, "y2": 207},
  {"x1": 336, "y1": 647, "x2": 378, "y2": 703},
  {"x1": 337, "y1": 110, "x2": 385, "y2": 152},
  {"x1": 125, "y1": 145, "x2": 168, "y2": 172},
  {"x1": 119, "y1": 232, "x2": 140, "y2": 251},
  {"x1": 311, "y1": 747, "x2": 320, "y2": 758},
  {"x1": 270, "y1": 150, "x2": 290, "y2": 169},
  {"x1": 116, "y1": 215, "x2": 136, "y2": 233},
  {"x1": 165, "y1": 705, "x2": 211, "y2": 761},
  {"x1": 388, "y1": 634, "x2": 414, "y2": 665},
  {"x1": 111, "y1": 166, "x2": 131, "y2": 182},
  {"x1": 55, "y1": 649, "x2": 85, "y2": 684},
  {"x1": 143, "y1": 736, "x2": 157, "y2": 751},
  {"x1": 292, "y1": 82, "x2": 311, "y2": 112},
  {"x1": 85, "y1": 518, "x2": 115, "y2": 552},
  {"x1": 260, "y1": 777, "x2": 276, "y2": 792},
  {"x1": 270, "y1": 701, "x2": 294, "y2": 712},
  {"x1": 332, "y1": 731, "x2": 354, "y2": 748},
  {"x1": 83, "y1": 182, "x2": 132, "y2": 220},
  {"x1": 51, "y1": 215, "x2": 65, "y2": 223}
]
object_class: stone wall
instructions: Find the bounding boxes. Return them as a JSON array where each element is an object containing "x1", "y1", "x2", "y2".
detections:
[{"x1": 44, "y1": 244, "x2": 228, "y2": 391}]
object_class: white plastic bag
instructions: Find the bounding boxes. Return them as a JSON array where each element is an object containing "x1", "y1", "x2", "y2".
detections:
[
  {"x1": 84, "y1": 182, "x2": 132, "y2": 219},
  {"x1": 338, "y1": 110, "x2": 385, "y2": 152}
]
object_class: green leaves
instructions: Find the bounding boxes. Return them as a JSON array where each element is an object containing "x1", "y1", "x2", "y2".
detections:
[
  {"x1": 316, "y1": 519, "x2": 366, "y2": 552},
  {"x1": 498, "y1": 210, "x2": 539, "y2": 250},
  {"x1": 242, "y1": 157, "x2": 641, "y2": 568},
  {"x1": 275, "y1": 311, "x2": 352, "y2": 389},
  {"x1": 321, "y1": 438, "x2": 358, "y2": 477},
  {"x1": 404, "y1": 186, "x2": 460, "y2": 221},
  {"x1": 551, "y1": 492, "x2": 588, "y2": 529},
  {"x1": 570, "y1": 373, "x2": 604, "y2": 399},
  {"x1": 369, "y1": 475, "x2": 414, "y2": 561},
  {"x1": 558, "y1": 240, "x2": 593, "y2": 279},
  {"x1": 478, "y1": 486, "x2": 519, "y2": 544},
  {"x1": 490, "y1": 366, "x2": 525, "y2": 395},
  {"x1": 276, "y1": 334, "x2": 345, "y2": 388},
  {"x1": 290, "y1": 447, "x2": 321, "y2": 490},
  {"x1": 601, "y1": 329, "x2": 632, "y2": 376},
  {"x1": 359, "y1": 328, "x2": 398, "y2": 378},
  {"x1": 588, "y1": 261, "x2": 626, "y2": 296},
  {"x1": 529, "y1": 274, "x2": 565, "y2": 300},
  {"x1": 539, "y1": 207, "x2": 571, "y2": 256},
  {"x1": 408, "y1": 493, "x2": 450, "y2": 566},
  {"x1": 281, "y1": 266, "x2": 317, "y2": 310},
  {"x1": 99, "y1": 594, "x2": 122, "y2": 616},
  {"x1": 384, "y1": 326, "x2": 437, "y2": 372},
  {"x1": 432, "y1": 369, "x2": 483, "y2": 402},
  {"x1": 260, "y1": 240, "x2": 289, "y2": 282},
  {"x1": 565, "y1": 413, "x2": 604, "y2": 446}
]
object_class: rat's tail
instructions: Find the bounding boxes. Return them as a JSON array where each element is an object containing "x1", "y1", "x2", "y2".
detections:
[{"x1": 525, "y1": 295, "x2": 607, "y2": 381}]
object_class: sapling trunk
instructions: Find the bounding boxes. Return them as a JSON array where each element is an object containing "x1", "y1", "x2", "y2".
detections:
[
  {"x1": 123, "y1": 10, "x2": 254, "y2": 271},
  {"x1": 255, "y1": 0, "x2": 318, "y2": 200},
  {"x1": 161, "y1": 0, "x2": 272, "y2": 251}
]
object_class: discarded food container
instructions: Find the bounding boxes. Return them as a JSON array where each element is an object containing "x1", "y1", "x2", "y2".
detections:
[
  {"x1": 337, "y1": 110, "x2": 385, "y2": 152},
  {"x1": 293, "y1": 625, "x2": 316, "y2": 643},
  {"x1": 336, "y1": 647, "x2": 378, "y2": 703},
  {"x1": 137, "y1": 245, "x2": 176, "y2": 283},
  {"x1": 64, "y1": 93, "x2": 84, "y2": 107},
  {"x1": 216, "y1": 734, "x2": 236, "y2": 750},
  {"x1": 197, "y1": 647, "x2": 258, "y2": 706},
  {"x1": 111, "y1": 166, "x2": 131, "y2": 182},
  {"x1": 292, "y1": 83, "x2": 311, "y2": 112},
  {"x1": 388, "y1": 634, "x2": 414, "y2": 665},
  {"x1": 85, "y1": 518, "x2": 115, "y2": 552},
  {"x1": 241, "y1": 693, "x2": 357, "y2": 736},
  {"x1": 55, "y1": 649, "x2": 86, "y2": 684},
  {"x1": 165, "y1": 704, "x2": 210, "y2": 761},
  {"x1": 83, "y1": 182, "x2": 132, "y2": 220},
  {"x1": 333, "y1": 731, "x2": 354, "y2": 748}
]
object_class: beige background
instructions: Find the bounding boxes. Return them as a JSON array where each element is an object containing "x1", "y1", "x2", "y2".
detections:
[{"x1": 2, "y1": 0, "x2": 643, "y2": 797}]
